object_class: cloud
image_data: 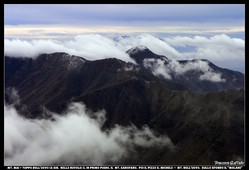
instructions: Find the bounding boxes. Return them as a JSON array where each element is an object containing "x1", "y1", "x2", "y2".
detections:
[
  {"x1": 5, "y1": 87, "x2": 20, "y2": 106},
  {"x1": 4, "y1": 39, "x2": 66, "y2": 58},
  {"x1": 165, "y1": 34, "x2": 244, "y2": 60},
  {"x1": 4, "y1": 102, "x2": 174, "y2": 166},
  {"x1": 143, "y1": 58, "x2": 172, "y2": 80},
  {"x1": 199, "y1": 72, "x2": 225, "y2": 82},
  {"x1": 3, "y1": 33, "x2": 180, "y2": 63},
  {"x1": 143, "y1": 58, "x2": 226, "y2": 82},
  {"x1": 64, "y1": 34, "x2": 133, "y2": 61},
  {"x1": 4, "y1": 34, "x2": 135, "y2": 63},
  {"x1": 114, "y1": 33, "x2": 244, "y2": 73},
  {"x1": 114, "y1": 33, "x2": 181, "y2": 59},
  {"x1": 4, "y1": 33, "x2": 245, "y2": 73},
  {"x1": 164, "y1": 34, "x2": 245, "y2": 72}
]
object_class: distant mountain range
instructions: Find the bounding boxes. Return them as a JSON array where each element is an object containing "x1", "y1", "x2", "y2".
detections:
[{"x1": 5, "y1": 46, "x2": 244, "y2": 165}]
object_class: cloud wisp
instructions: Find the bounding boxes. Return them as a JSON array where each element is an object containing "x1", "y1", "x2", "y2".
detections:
[
  {"x1": 4, "y1": 102, "x2": 174, "y2": 166},
  {"x1": 143, "y1": 58, "x2": 226, "y2": 82}
]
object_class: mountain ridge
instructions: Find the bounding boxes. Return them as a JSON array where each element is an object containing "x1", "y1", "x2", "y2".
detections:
[
  {"x1": 127, "y1": 46, "x2": 244, "y2": 92},
  {"x1": 4, "y1": 50, "x2": 244, "y2": 165}
]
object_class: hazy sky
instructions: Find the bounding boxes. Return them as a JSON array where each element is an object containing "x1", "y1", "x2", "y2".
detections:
[{"x1": 4, "y1": 4, "x2": 245, "y2": 38}]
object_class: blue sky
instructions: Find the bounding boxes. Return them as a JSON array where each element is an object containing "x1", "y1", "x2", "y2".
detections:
[
  {"x1": 4, "y1": 4, "x2": 245, "y2": 73},
  {"x1": 4, "y1": 4, "x2": 245, "y2": 37},
  {"x1": 4, "y1": 4, "x2": 244, "y2": 25}
]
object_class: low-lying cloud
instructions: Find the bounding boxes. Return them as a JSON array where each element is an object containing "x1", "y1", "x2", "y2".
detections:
[
  {"x1": 143, "y1": 58, "x2": 225, "y2": 82},
  {"x1": 164, "y1": 34, "x2": 245, "y2": 72},
  {"x1": 143, "y1": 58, "x2": 171, "y2": 80},
  {"x1": 164, "y1": 34, "x2": 244, "y2": 61},
  {"x1": 4, "y1": 34, "x2": 135, "y2": 63},
  {"x1": 4, "y1": 102, "x2": 174, "y2": 166},
  {"x1": 4, "y1": 33, "x2": 244, "y2": 73},
  {"x1": 4, "y1": 33, "x2": 181, "y2": 62},
  {"x1": 114, "y1": 33, "x2": 181, "y2": 59},
  {"x1": 5, "y1": 87, "x2": 20, "y2": 106}
]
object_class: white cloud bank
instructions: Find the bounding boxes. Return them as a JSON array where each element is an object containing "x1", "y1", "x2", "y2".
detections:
[
  {"x1": 4, "y1": 34, "x2": 135, "y2": 63},
  {"x1": 4, "y1": 33, "x2": 244, "y2": 72},
  {"x1": 164, "y1": 34, "x2": 244, "y2": 71},
  {"x1": 4, "y1": 102, "x2": 174, "y2": 166},
  {"x1": 4, "y1": 33, "x2": 180, "y2": 62},
  {"x1": 143, "y1": 58, "x2": 225, "y2": 82},
  {"x1": 164, "y1": 34, "x2": 244, "y2": 61}
]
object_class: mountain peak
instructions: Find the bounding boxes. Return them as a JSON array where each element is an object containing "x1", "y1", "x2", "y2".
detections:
[
  {"x1": 126, "y1": 45, "x2": 149, "y2": 54},
  {"x1": 126, "y1": 46, "x2": 168, "y2": 65}
]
